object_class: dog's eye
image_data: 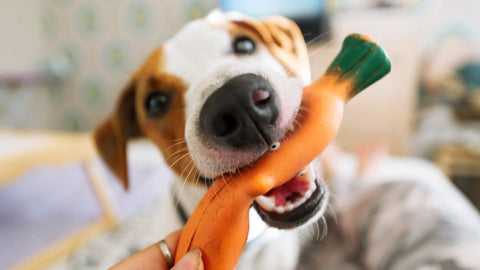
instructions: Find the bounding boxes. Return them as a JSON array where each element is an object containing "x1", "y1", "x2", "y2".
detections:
[
  {"x1": 233, "y1": 36, "x2": 256, "y2": 54},
  {"x1": 144, "y1": 91, "x2": 170, "y2": 117}
]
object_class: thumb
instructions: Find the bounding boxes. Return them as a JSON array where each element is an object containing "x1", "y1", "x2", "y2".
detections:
[{"x1": 172, "y1": 248, "x2": 203, "y2": 270}]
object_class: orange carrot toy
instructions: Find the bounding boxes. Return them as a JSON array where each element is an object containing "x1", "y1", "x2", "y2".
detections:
[{"x1": 175, "y1": 34, "x2": 391, "y2": 270}]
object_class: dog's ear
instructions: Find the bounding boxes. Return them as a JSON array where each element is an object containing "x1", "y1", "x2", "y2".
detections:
[{"x1": 94, "y1": 81, "x2": 142, "y2": 189}]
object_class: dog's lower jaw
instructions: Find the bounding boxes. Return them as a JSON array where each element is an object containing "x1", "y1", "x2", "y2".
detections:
[
  {"x1": 191, "y1": 162, "x2": 330, "y2": 232},
  {"x1": 253, "y1": 163, "x2": 330, "y2": 230}
]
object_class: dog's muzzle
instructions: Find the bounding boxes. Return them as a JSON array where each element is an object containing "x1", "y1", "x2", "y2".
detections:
[
  {"x1": 197, "y1": 73, "x2": 328, "y2": 229},
  {"x1": 199, "y1": 73, "x2": 280, "y2": 150}
]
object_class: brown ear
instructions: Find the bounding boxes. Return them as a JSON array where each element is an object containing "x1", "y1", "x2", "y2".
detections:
[{"x1": 94, "y1": 81, "x2": 142, "y2": 189}]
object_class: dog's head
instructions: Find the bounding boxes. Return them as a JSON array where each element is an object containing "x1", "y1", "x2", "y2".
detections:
[{"x1": 95, "y1": 11, "x2": 328, "y2": 229}]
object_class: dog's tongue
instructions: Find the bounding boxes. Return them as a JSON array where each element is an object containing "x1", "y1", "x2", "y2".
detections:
[{"x1": 265, "y1": 170, "x2": 311, "y2": 207}]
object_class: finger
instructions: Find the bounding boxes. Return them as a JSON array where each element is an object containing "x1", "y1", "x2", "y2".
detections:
[
  {"x1": 171, "y1": 248, "x2": 203, "y2": 270},
  {"x1": 110, "y1": 230, "x2": 182, "y2": 270}
]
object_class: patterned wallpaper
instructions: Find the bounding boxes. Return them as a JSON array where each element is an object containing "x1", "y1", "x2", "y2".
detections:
[{"x1": 0, "y1": 0, "x2": 216, "y2": 131}]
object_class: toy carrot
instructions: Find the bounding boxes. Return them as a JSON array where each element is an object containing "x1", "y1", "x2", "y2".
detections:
[{"x1": 175, "y1": 34, "x2": 391, "y2": 270}]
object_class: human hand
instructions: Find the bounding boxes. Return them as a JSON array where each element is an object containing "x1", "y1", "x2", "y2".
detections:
[{"x1": 110, "y1": 230, "x2": 203, "y2": 270}]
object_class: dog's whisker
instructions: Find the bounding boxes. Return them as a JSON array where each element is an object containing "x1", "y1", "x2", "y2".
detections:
[
  {"x1": 310, "y1": 216, "x2": 327, "y2": 241},
  {"x1": 172, "y1": 160, "x2": 197, "y2": 209},
  {"x1": 323, "y1": 193, "x2": 339, "y2": 225},
  {"x1": 165, "y1": 145, "x2": 188, "y2": 157},
  {"x1": 304, "y1": 217, "x2": 321, "y2": 242},
  {"x1": 314, "y1": 220, "x2": 321, "y2": 241},
  {"x1": 307, "y1": 45, "x2": 327, "y2": 58},
  {"x1": 299, "y1": 217, "x2": 323, "y2": 243},
  {"x1": 174, "y1": 177, "x2": 189, "y2": 211},
  {"x1": 307, "y1": 41, "x2": 338, "y2": 58},
  {"x1": 178, "y1": 157, "x2": 194, "y2": 182},
  {"x1": 165, "y1": 148, "x2": 189, "y2": 162},
  {"x1": 300, "y1": 94, "x2": 318, "y2": 106},
  {"x1": 220, "y1": 172, "x2": 229, "y2": 187},
  {"x1": 181, "y1": 160, "x2": 197, "y2": 186},
  {"x1": 298, "y1": 106, "x2": 312, "y2": 117},
  {"x1": 193, "y1": 166, "x2": 201, "y2": 186},
  {"x1": 184, "y1": 160, "x2": 198, "y2": 184},
  {"x1": 164, "y1": 140, "x2": 187, "y2": 153},
  {"x1": 207, "y1": 168, "x2": 220, "y2": 193},
  {"x1": 168, "y1": 152, "x2": 191, "y2": 171},
  {"x1": 165, "y1": 151, "x2": 185, "y2": 163},
  {"x1": 167, "y1": 137, "x2": 187, "y2": 143},
  {"x1": 293, "y1": 118, "x2": 303, "y2": 130},
  {"x1": 306, "y1": 32, "x2": 331, "y2": 46},
  {"x1": 327, "y1": 203, "x2": 338, "y2": 225},
  {"x1": 320, "y1": 216, "x2": 329, "y2": 240},
  {"x1": 163, "y1": 139, "x2": 187, "y2": 153}
]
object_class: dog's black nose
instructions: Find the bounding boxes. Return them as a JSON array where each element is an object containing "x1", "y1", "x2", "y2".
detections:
[{"x1": 200, "y1": 73, "x2": 280, "y2": 150}]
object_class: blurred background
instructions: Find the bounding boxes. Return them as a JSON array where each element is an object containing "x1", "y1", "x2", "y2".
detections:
[{"x1": 1, "y1": 0, "x2": 479, "y2": 269}]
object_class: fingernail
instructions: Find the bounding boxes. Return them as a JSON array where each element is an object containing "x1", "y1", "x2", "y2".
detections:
[
  {"x1": 190, "y1": 248, "x2": 203, "y2": 269},
  {"x1": 173, "y1": 248, "x2": 203, "y2": 270}
]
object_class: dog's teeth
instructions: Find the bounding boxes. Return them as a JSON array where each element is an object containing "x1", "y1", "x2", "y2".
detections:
[
  {"x1": 255, "y1": 195, "x2": 276, "y2": 212},
  {"x1": 296, "y1": 169, "x2": 307, "y2": 177},
  {"x1": 300, "y1": 165, "x2": 317, "y2": 184},
  {"x1": 293, "y1": 201, "x2": 302, "y2": 209},
  {"x1": 255, "y1": 163, "x2": 319, "y2": 215}
]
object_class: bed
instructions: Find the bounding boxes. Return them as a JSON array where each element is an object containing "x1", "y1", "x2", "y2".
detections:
[{"x1": 1, "y1": 129, "x2": 479, "y2": 270}]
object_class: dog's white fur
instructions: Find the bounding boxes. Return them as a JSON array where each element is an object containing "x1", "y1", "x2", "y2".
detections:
[
  {"x1": 163, "y1": 12, "x2": 306, "y2": 177},
  {"x1": 158, "y1": 11, "x2": 316, "y2": 269}
]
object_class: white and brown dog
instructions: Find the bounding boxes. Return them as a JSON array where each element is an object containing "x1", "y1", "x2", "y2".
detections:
[{"x1": 95, "y1": 10, "x2": 329, "y2": 270}]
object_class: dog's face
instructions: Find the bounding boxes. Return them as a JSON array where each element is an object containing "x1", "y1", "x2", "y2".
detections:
[{"x1": 95, "y1": 11, "x2": 328, "y2": 229}]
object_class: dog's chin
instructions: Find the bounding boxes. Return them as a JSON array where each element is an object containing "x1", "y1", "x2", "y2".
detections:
[
  {"x1": 193, "y1": 147, "x2": 268, "y2": 178},
  {"x1": 189, "y1": 123, "x2": 290, "y2": 179},
  {"x1": 253, "y1": 163, "x2": 328, "y2": 229}
]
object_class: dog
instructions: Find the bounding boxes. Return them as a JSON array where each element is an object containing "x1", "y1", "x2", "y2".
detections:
[{"x1": 94, "y1": 10, "x2": 329, "y2": 270}]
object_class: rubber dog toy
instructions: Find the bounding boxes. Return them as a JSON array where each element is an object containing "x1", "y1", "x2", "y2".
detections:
[{"x1": 175, "y1": 34, "x2": 391, "y2": 270}]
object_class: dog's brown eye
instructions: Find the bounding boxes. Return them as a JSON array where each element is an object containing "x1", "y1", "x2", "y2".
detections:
[
  {"x1": 233, "y1": 36, "x2": 256, "y2": 54},
  {"x1": 145, "y1": 91, "x2": 170, "y2": 117}
]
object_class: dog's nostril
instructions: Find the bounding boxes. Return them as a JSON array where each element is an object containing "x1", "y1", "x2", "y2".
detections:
[
  {"x1": 199, "y1": 73, "x2": 280, "y2": 150},
  {"x1": 252, "y1": 89, "x2": 271, "y2": 107},
  {"x1": 214, "y1": 114, "x2": 239, "y2": 137}
]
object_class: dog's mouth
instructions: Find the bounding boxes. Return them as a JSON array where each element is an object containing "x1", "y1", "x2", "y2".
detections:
[
  {"x1": 198, "y1": 162, "x2": 326, "y2": 229},
  {"x1": 253, "y1": 164, "x2": 326, "y2": 229}
]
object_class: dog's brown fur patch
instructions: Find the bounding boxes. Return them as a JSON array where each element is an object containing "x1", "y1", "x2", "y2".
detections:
[
  {"x1": 94, "y1": 46, "x2": 197, "y2": 188},
  {"x1": 135, "y1": 73, "x2": 195, "y2": 183},
  {"x1": 229, "y1": 17, "x2": 309, "y2": 80}
]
